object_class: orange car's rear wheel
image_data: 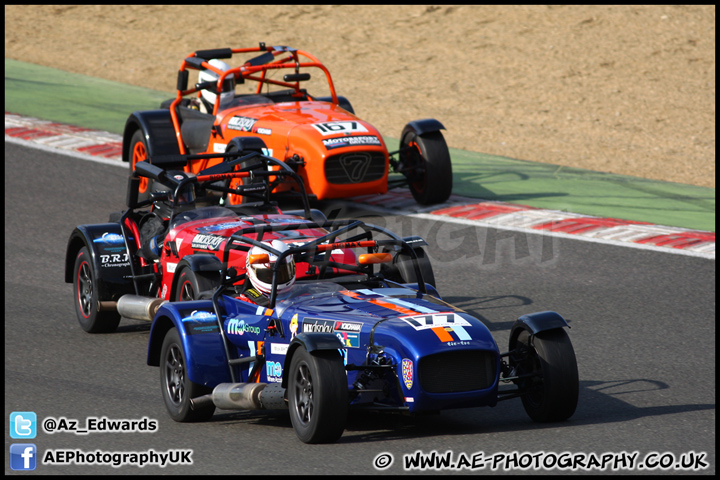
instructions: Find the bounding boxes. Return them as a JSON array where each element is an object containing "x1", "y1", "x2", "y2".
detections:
[{"x1": 129, "y1": 129, "x2": 152, "y2": 202}]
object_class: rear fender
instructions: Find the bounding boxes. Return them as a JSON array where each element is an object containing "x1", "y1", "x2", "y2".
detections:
[
  {"x1": 508, "y1": 311, "x2": 569, "y2": 350},
  {"x1": 65, "y1": 224, "x2": 134, "y2": 300},
  {"x1": 281, "y1": 333, "x2": 345, "y2": 388},
  {"x1": 123, "y1": 110, "x2": 183, "y2": 168},
  {"x1": 147, "y1": 301, "x2": 231, "y2": 387}
]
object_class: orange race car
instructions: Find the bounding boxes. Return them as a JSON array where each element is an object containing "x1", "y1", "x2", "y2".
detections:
[{"x1": 122, "y1": 43, "x2": 452, "y2": 206}]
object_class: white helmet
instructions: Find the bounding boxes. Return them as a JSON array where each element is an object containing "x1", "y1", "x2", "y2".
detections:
[
  {"x1": 198, "y1": 59, "x2": 235, "y2": 107},
  {"x1": 246, "y1": 240, "x2": 296, "y2": 295}
]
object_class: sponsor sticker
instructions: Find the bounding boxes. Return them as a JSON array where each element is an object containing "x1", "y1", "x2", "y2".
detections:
[
  {"x1": 322, "y1": 135, "x2": 382, "y2": 150},
  {"x1": 181, "y1": 310, "x2": 217, "y2": 323},
  {"x1": 335, "y1": 331, "x2": 360, "y2": 348},
  {"x1": 99, "y1": 252, "x2": 130, "y2": 268},
  {"x1": 301, "y1": 318, "x2": 335, "y2": 333},
  {"x1": 401, "y1": 358, "x2": 414, "y2": 389},
  {"x1": 227, "y1": 318, "x2": 261, "y2": 336},
  {"x1": 334, "y1": 321, "x2": 362, "y2": 332},
  {"x1": 289, "y1": 313, "x2": 300, "y2": 339},
  {"x1": 191, "y1": 234, "x2": 224, "y2": 251},
  {"x1": 227, "y1": 116, "x2": 258, "y2": 132},
  {"x1": 93, "y1": 232, "x2": 124, "y2": 245},
  {"x1": 265, "y1": 361, "x2": 282, "y2": 383}
]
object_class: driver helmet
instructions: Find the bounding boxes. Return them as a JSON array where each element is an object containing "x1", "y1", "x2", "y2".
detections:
[
  {"x1": 151, "y1": 171, "x2": 196, "y2": 219},
  {"x1": 246, "y1": 239, "x2": 296, "y2": 296},
  {"x1": 198, "y1": 59, "x2": 235, "y2": 109}
]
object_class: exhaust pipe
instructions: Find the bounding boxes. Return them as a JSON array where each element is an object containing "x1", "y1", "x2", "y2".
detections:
[
  {"x1": 98, "y1": 301, "x2": 117, "y2": 312},
  {"x1": 191, "y1": 383, "x2": 287, "y2": 411},
  {"x1": 117, "y1": 295, "x2": 167, "y2": 321}
]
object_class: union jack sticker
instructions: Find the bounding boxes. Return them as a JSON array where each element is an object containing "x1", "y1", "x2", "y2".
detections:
[{"x1": 401, "y1": 358, "x2": 413, "y2": 390}]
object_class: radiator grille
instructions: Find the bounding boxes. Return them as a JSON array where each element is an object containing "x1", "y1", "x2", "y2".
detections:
[
  {"x1": 418, "y1": 350, "x2": 496, "y2": 393},
  {"x1": 324, "y1": 151, "x2": 386, "y2": 184}
]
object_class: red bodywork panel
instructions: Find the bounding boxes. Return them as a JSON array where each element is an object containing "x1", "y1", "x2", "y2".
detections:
[{"x1": 157, "y1": 213, "x2": 356, "y2": 301}]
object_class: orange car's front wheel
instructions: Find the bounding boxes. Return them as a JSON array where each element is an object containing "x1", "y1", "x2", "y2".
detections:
[{"x1": 399, "y1": 127, "x2": 453, "y2": 205}]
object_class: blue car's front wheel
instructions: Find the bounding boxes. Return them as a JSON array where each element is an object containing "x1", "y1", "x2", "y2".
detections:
[
  {"x1": 288, "y1": 347, "x2": 348, "y2": 443},
  {"x1": 513, "y1": 328, "x2": 578, "y2": 422}
]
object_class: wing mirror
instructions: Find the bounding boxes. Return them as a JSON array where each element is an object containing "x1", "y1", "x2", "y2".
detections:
[
  {"x1": 358, "y1": 253, "x2": 392, "y2": 265},
  {"x1": 248, "y1": 253, "x2": 270, "y2": 265}
]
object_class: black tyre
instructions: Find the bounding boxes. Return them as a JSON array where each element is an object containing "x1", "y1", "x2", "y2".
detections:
[
  {"x1": 393, "y1": 248, "x2": 437, "y2": 291},
  {"x1": 129, "y1": 129, "x2": 153, "y2": 202},
  {"x1": 512, "y1": 328, "x2": 578, "y2": 422},
  {"x1": 72, "y1": 246, "x2": 121, "y2": 333},
  {"x1": 399, "y1": 127, "x2": 452, "y2": 205},
  {"x1": 288, "y1": 347, "x2": 348, "y2": 443},
  {"x1": 160, "y1": 327, "x2": 215, "y2": 422},
  {"x1": 174, "y1": 268, "x2": 219, "y2": 301}
]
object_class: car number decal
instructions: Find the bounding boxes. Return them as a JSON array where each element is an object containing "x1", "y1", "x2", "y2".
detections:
[
  {"x1": 400, "y1": 312, "x2": 471, "y2": 330},
  {"x1": 311, "y1": 121, "x2": 368, "y2": 136}
]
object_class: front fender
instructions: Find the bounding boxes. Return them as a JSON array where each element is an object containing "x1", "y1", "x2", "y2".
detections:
[
  {"x1": 509, "y1": 310, "x2": 569, "y2": 350},
  {"x1": 403, "y1": 118, "x2": 446, "y2": 136},
  {"x1": 281, "y1": 333, "x2": 344, "y2": 388},
  {"x1": 147, "y1": 300, "x2": 230, "y2": 387},
  {"x1": 123, "y1": 110, "x2": 182, "y2": 167}
]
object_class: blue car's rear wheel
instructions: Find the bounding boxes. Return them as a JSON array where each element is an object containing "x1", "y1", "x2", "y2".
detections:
[
  {"x1": 288, "y1": 347, "x2": 348, "y2": 443},
  {"x1": 160, "y1": 327, "x2": 215, "y2": 422},
  {"x1": 513, "y1": 328, "x2": 578, "y2": 422}
]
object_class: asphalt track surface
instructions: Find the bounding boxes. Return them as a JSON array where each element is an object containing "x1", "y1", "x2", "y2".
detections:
[{"x1": 4, "y1": 142, "x2": 715, "y2": 474}]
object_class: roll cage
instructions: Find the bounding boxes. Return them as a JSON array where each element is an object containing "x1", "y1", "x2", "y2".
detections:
[
  {"x1": 171, "y1": 43, "x2": 340, "y2": 154},
  {"x1": 123, "y1": 150, "x2": 313, "y2": 297},
  {"x1": 212, "y1": 219, "x2": 430, "y2": 310}
]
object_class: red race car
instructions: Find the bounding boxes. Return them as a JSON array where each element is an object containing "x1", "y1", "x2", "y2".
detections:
[
  {"x1": 65, "y1": 151, "x2": 436, "y2": 333},
  {"x1": 122, "y1": 43, "x2": 452, "y2": 206}
]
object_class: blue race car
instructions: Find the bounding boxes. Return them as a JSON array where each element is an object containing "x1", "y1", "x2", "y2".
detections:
[{"x1": 145, "y1": 218, "x2": 579, "y2": 443}]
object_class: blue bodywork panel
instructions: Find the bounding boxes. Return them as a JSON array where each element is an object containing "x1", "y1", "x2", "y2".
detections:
[{"x1": 148, "y1": 281, "x2": 503, "y2": 413}]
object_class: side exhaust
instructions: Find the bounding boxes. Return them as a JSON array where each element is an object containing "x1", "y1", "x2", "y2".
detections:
[
  {"x1": 191, "y1": 383, "x2": 287, "y2": 411},
  {"x1": 117, "y1": 295, "x2": 167, "y2": 321}
]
